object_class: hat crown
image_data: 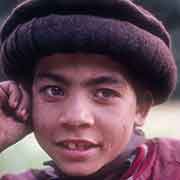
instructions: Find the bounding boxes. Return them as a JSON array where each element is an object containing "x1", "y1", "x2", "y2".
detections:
[
  {"x1": 0, "y1": 0, "x2": 177, "y2": 105},
  {"x1": 0, "y1": 0, "x2": 170, "y2": 47}
]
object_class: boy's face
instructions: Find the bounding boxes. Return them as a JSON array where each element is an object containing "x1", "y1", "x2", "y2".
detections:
[{"x1": 32, "y1": 53, "x2": 147, "y2": 176}]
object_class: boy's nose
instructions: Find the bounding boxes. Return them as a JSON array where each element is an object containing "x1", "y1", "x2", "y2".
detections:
[{"x1": 59, "y1": 96, "x2": 95, "y2": 129}]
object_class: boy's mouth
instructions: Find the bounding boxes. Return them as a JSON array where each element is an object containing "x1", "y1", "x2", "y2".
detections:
[
  {"x1": 58, "y1": 140, "x2": 99, "y2": 151},
  {"x1": 54, "y1": 139, "x2": 102, "y2": 160}
]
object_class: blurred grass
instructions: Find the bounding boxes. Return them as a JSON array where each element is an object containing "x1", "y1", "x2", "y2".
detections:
[
  {"x1": 0, "y1": 101, "x2": 180, "y2": 174},
  {"x1": 144, "y1": 101, "x2": 180, "y2": 138}
]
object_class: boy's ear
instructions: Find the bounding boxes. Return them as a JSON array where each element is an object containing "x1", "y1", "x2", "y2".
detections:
[{"x1": 134, "y1": 91, "x2": 154, "y2": 127}]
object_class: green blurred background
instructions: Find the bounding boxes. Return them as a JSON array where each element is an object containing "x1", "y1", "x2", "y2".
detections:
[{"x1": 0, "y1": 0, "x2": 180, "y2": 174}]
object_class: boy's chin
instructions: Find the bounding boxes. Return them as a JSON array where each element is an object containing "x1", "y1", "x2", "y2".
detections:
[{"x1": 56, "y1": 161, "x2": 103, "y2": 176}]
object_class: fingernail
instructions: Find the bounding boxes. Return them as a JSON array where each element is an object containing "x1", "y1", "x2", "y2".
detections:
[
  {"x1": 21, "y1": 109, "x2": 30, "y2": 121},
  {"x1": 12, "y1": 100, "x2": 18, "y2": 108},
  {"x1": 20, "y1": 109, "x2": 27, "y2": 117},
  {"x1": 24, "y1": 113, "x2": 29, "y2": 121}
]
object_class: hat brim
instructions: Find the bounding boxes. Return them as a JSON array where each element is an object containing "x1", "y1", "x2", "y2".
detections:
[{"x1": 1, "y1": 15, "x2": 177, "y2": 104}]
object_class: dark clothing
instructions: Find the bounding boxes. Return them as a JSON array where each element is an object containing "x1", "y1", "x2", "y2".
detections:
[{"x1": 1, "y1": 138, "x2": 180, "y2": 180}]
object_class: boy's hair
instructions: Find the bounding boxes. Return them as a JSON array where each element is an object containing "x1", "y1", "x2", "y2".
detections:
[{"x1": 0, "y1": 0, "x2": 177, "y2": 105}]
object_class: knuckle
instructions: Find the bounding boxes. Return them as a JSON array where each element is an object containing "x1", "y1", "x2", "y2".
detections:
[
  {"x1": 0, "y1": 87, "x2": 7, "y2": 100},
  {"x1": 0, "y1": 80, "x2": 16, "y2": 87}
]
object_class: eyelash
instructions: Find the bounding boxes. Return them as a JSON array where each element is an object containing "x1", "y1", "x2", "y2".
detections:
[
  {"x1": 38, "y1": 86, "x2": 121, "y2": 103},
  {"x1": 39, "y1": 85, "x2": 65, "y2": 97},
  {"x1": 94, "y1": 88, "x2": 121, "y2": 99}
]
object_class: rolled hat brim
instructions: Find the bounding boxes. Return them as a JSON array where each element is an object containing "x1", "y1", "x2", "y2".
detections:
[
  {"x1": 0, "y1": 0, "x2": 177, "y2": 105},
  {"x1": 1, "y1": 15, "x2": 177, "y2": 104}
]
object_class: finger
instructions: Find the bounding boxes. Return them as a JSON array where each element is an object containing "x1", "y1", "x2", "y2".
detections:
[
  {"x1": 0, "y1": 86, "x2": 8, "y2": 108},
  {"x1": 7, "y1": 81, "x2": 22, "y2": 109},
  {"x1": 0, "y1": 81, "x2": 21, "y2": 109},
  {"x1": 16, "y1": 85, "x2": 31, "y2": 122}
]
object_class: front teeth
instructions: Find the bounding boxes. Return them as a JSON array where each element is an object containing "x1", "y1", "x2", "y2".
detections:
[
  {"x1": 68, "y1": 143, "x2": 77, "y2": 150},
  {"x1": 62, "y1": 142, "x2": 93, "y2": 150}
]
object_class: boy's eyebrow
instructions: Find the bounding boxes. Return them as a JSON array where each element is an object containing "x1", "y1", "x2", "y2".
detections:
[
  {"x1": 84, "y1": 76, "x2": 127, "y2": 86},
  {"x1": 34, "y1": 72, "x2": 70, "y2": 86},
  {"x1": 35, "y1": 72, "x2": 126, "y2": 86}
]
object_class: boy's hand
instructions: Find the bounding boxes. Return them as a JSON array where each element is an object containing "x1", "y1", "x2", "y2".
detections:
[{"x1": 0, "y1": 81, "x2": 32, "y2": 152}]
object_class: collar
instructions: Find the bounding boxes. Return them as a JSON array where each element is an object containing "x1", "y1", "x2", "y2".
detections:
[{"x1": 44, "y1": 154, "x2": 134, "y2": 180}]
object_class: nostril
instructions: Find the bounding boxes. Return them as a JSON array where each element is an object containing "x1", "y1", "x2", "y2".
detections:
[
  {"x1": 61, "y1": 121, "x2": 90, "y2": 130},
  {"x1": 58, "y1": 97, "x2": 95, "y2": 128},
  {"x1": 59, "y1": 112, "x2": 95, "y2": 129}
]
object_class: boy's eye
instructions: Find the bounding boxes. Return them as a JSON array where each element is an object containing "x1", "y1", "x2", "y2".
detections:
[
  {"x1": 40, "y1": 86, "x2": 65, "y2": 97},
  {"x1": 94, "y1": 88, "x2": 120, "y2": 99}
]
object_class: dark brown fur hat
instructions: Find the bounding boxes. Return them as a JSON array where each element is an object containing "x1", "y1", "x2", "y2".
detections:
[{"x1": 0, "y1": 0, "x2": 177, "y2": 104}]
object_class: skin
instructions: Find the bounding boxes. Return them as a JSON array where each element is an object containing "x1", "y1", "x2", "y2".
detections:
[
  {"x1": 0, "y1": 81, "x2": 31, "y2": 152},
  {"x1": 32, "y1": 53, "x2": 151, "y2": 176}
]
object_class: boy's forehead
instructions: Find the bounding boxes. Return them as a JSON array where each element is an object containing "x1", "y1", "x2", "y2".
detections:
[
  {"x1": 34, "y1": 53, "x2": 133, "y2": 86},
  {"x1": 36, "y1": 53, "x2": 125, "y2": 74}
]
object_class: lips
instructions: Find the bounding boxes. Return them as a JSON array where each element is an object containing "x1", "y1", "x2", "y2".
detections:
[
  {"x1": 57, "y1": 139, "x2": 99, "y2": 151},
  {"x1": 54, "y1": 139, "x2": 101, "y2": 160}
]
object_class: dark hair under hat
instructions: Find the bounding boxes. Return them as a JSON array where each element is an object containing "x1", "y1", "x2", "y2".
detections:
[{"x1": 0, "y1": 0, "x2": 177, "y2": 105}]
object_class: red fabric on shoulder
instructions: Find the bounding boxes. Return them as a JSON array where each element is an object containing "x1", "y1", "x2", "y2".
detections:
[{"x1": 131, "y1": 138, "x2": 180, "y2": 180}]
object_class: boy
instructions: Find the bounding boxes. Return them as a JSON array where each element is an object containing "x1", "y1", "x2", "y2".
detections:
[{"x1": 0, "y1": 0, "x2": 179, "y2": 179}]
